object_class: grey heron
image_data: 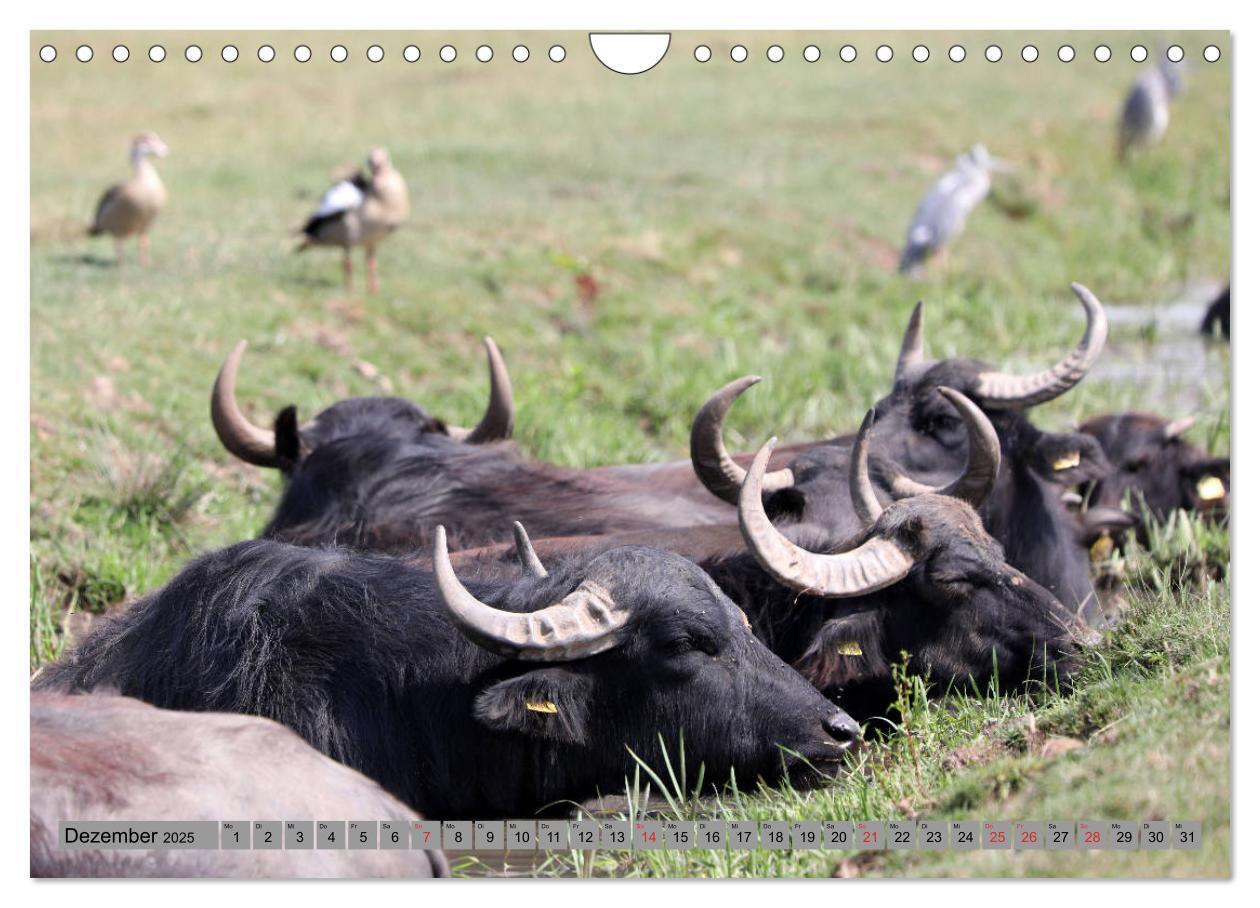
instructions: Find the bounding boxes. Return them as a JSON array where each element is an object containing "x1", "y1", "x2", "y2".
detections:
[
  {"x1": 1119, "y1": 59, "x2": 1185, "y2": 159},
  {"x1": 898, "y1": 144, "x2": 1010, "y2": 275}
]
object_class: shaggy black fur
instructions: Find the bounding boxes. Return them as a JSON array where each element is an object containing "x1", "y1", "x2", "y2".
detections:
[
  {"x1": 702, "y1": 496, "x2": 1090, "y2": 721},
  {"x1": 35, "y1": 541, "x2": 856, "y2": 819},
  {"x1": 261, "y1": 397, "x2": 733, "y2": 554}
]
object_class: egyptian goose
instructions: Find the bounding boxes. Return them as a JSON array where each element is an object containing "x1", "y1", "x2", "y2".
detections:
[
  {"x1": 298, "y1": 147, "x2": 410, "y2": 294},
  {"x1": 88, "y1": 132, "x2": 170, "y2": 266}
]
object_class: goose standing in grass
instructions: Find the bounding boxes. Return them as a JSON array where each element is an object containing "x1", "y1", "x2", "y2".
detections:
[
  {"x1": 88, "y1": 132, "x2": 169, "y2": 267},
  {"x1": 298, "y1": 148, "x2": 410, "y2": 294},
  {"x1": 1119, "y1": 59, "x2": 1184, "y2": 160},
  {"x1": 897, "y1": 144, "x2": 1010, "y2": 275}
]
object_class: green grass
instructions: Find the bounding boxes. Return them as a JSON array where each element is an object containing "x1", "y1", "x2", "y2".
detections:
[{"x1": 30, "y1": 30, "x2": 1230, "y2": 876}]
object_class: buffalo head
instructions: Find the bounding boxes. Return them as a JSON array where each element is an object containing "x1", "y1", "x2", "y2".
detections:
[
  {"x1": 731, "y1": 411, "x2": 1091, "y2": 720},
  {"x1": 1079, "y1": 412, "x2": 1230, "y2": 529}
]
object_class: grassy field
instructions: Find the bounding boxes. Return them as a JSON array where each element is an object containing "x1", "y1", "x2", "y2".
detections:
[{"x1": 29, "y1": 30, "x2": 1230, "y2": 877}]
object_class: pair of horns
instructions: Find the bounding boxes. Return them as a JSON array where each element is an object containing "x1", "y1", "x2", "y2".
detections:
[
  {"x1": 211, "y1": 336, "x2": 515, "y2": 468},
  {"x1": 434, "y1": 525, "x2": 629, "y2": 661},
  {"x1": 895, "y1": 282, "x2": 1108, "y2": 409},
  {"x1": 738, "y1": 389, "x2": 1001, "y2": 598},
  {"x1": 691, "y1": 379, "x2": 998, "y2": 510}
]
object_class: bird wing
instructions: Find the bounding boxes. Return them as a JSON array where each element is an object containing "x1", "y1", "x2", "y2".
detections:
[
  {"x1": 312, "y1": 179, "x2": 366, "y2": 218},
  {"x1": 91, "y1": 184, "x2": 123, "y2": 230}
]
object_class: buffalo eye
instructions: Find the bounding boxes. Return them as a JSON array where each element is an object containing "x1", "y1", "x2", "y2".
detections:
[
  {"x1": 919, "y1": 411, "x2": 961, "y2": 439},
  {"x1": 672, "y1": 633, "x2": 720, "y2": 657}
]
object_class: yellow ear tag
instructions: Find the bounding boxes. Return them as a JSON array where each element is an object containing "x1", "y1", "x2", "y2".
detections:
[
  {"x1": 836, "y1": 641, "x2": 864, "y2": 656},
  {"x1": 1053, "y1": 450, "x2": 1081, "y2": 471},
  {"x1": 1197, "y1": 476, "x2": 1226, "y2": 501},
  {"x1": 525, "y1": 700, "x2": 558, "y2": 714},
  {"x1": 1089, "y1": 532, "x2": 1114, "y2": 562}
]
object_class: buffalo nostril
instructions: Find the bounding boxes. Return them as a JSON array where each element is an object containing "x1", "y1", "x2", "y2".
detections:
[{"x1": 824, "y1": 711, "x2": 862, "y2": 748}]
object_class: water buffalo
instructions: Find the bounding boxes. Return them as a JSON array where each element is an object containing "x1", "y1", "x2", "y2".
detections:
[
  {"x1": 452, "y1": 394, "x2": 1093, "y2": 721},
  {"x1": 1199, "y1": 285, "x2": 1229, "y2": 339},
  {"x1": 1077, "y1": 412, "x2": 1230, "y2": 540},
  {"x1": 689, "y1": 284, "x2": 1113, "y2": 623},
  {"x1": 35, "y1": 531, "x2": 860, "y2": 819},
  {"x1": 213, "y1": 338, "x2": 735, "y2": 552},
  {"x1": 31, "y1": 692, "x2": 449, "y2": 879}
]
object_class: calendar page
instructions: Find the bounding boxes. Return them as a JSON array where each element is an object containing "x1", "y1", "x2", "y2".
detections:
[{"x1": 28, "y1": 20, "x2": 1231, "y2": 883}]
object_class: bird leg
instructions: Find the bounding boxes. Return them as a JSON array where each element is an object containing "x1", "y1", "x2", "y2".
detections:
[
  {"x1": 114, "y1": 237, "x2": 125, "y2": 268},
  {"x1": 138, "y1": 234, "x2": 151, "y2": 268},
  {"x1": 365, "y1": 246, "x2": 379, "y2": 295},
  {"x1": 342, "y1": 250, "x2": 354, "y2": 290}
]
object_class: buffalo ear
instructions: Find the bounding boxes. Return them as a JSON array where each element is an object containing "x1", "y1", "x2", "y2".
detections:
[
  {"x1": 793, "y1": 612, "x2": 887, "y2": 693},
  {"x1": 764, "y1": 487, "x2": 806, "y2": 523},
  {"x1": 1031, "y1": 431, "x2": 1110, "y2": 485},
  {"x1": 473, "y1": 668, "x2": 592, "y2": 744},
  {"x1": 274, "y1": 406, "x2": 303, "y2": 470}
]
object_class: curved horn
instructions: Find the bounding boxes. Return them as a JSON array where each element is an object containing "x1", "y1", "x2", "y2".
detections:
[
  {"x1": 739, "y1": 438, "x2": 915, "y2": 598},
  {"x1": 974, "y1": 283, "x2": 1108, "y2": 409},
  {"x1": 447, "y1": 337, "x2": 515, "y2": 444},
  {"x1": 433, "y1": 525, "x2": 628, "y2": 661},
  {"x1": 879, "y1": 387, "x2": 1001, "y2": 508},
  {"x1": 849, "y1": 410, "x2": 884, "y2": 526},
  {"x1": 210, "y1": 341, "x2": 280, "y2": 468},
  {"x1": 690, "y1": 376, "x2": 794, "y2": 505},
  {"x1": 512, "y1": 521, "x2": 548, "y2": 579},
  {"x1": 1163, "y1": 416, "x2": 1196, "y2": 441},
  {"x1": 892, "y1": 301, "x2": 925, "y2": 388}
]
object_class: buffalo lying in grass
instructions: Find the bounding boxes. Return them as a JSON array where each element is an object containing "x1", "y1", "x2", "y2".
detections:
[
  {"x1": 688, "y1": 284, "x2": 1113, "y2": 623},
  {"x1": 36, "y1": 531, "x2": 859, "y2": 819},
  {"x1": 213, "y1": 338, "x2": 735, "y2": 552},
  {"x1": 454, "y1": 393, "x2": 1094, "y2": 721}
]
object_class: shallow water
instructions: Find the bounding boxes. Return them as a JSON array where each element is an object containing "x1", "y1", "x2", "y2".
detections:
[{"x1": 1088, "y1": 279, "x2": 1230, "y2": 414}]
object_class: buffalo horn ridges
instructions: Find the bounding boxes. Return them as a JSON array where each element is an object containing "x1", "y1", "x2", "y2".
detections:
[
  {"x1": 738, "y1": 438, "x2": 915, "y2": 599},
  {"x1": 433, "y1": 525, "x2": 628, "y2": 661}
]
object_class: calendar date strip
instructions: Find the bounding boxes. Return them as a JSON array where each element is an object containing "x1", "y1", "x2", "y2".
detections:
[{"x1": 58, "y1": 819, "x2": 1202, "y2": 852}]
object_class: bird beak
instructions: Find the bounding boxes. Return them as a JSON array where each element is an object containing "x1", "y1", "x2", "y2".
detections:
[
  {"x1": 154, "y1": 142, "x2": 171, "y2": 158},
  {"x1": 988, "y1": 157, "x2": 1016, "y2": 174}
]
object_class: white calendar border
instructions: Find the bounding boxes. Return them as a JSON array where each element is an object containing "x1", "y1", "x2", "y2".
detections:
[{"x1": 6, "y1": 0, "x2": 1250, "y2": 903}]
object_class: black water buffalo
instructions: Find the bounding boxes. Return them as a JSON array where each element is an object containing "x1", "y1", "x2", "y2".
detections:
[
  {"x1": 31, "y1": 692, "x2": 449, "y2": 879},
  {"x1": 35, "y1": 532, "x2": 859, "y2": 819},
  {"x1": 213, "y1": 338, "x2": 735, "y2": 552},
  {"x1": 689, "y1": 284, "x2": 1113, "y2": 623},
  {"x1": 721, "y1": 423, "x2": 1093, "y2": 719},
  {"x1": 1078, "y1": 412, "x2": 1230, "y2": 538},
  {"x1": 453, "y1": 395, "x2": 1093, "y2": 722},
  {"x1": 1200, "y1": 285, "x2": 1229, "y2": 339}
]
